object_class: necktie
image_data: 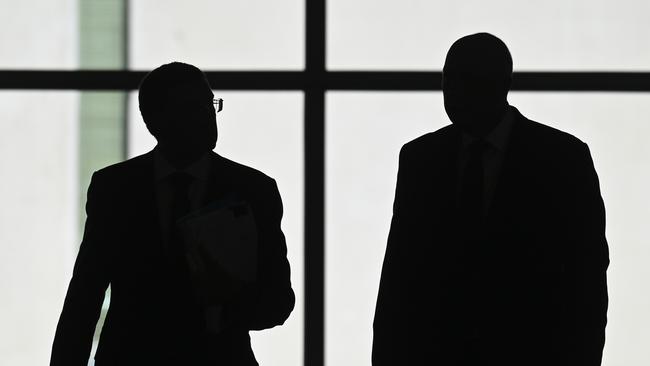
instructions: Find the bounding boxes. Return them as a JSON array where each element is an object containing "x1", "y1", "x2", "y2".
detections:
[
  {"x1": 459, "y1": 139, "x2": 489, "y2": 231},
  {"x1": 169, "y1": 171, "x2": 194, "y2": 261},
  {"x1": 457, "y1": 140, "x2": 489, "y2": 350}
]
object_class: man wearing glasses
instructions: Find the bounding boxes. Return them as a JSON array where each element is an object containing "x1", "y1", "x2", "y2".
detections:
[{"x1": 51, "y1": 62, "x2": 295, "y2": 365}]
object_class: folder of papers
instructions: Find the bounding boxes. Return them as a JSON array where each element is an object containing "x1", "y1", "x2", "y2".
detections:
[
  {"x1": 178, "y1": 198, "x2": 258, "y2": 283},
  {"x1": 177, "y1": 197, "x2": 258, "y2": 333}
]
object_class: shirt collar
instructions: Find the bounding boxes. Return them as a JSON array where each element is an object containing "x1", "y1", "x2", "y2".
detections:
[
  {"x1": 153, "y1": 146, "x2": 212, "y2": 182},
  {"x1": 461, "y1": 105, "x2": 515, "y2": 153}
]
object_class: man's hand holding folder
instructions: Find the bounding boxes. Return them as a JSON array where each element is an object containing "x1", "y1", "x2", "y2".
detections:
[{"x1": 177, "y1": 197, "x2": 258, "y2": 333}]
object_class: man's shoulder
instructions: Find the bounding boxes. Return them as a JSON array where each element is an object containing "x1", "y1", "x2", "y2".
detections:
[
  {"x1": 211, "y1": 154, "x2": 281, "y2": 207},
  {"x1": 516, "y1": 110, "x2": 587, "y2": 153},
  {"x1": 401, "y1": 124, "x2": 457, "y2": 156},
  {"x1": 213, "y1": 153, "x2": 276, "y2": 187},
  {"x1": 92, "y1": 152, "x2": 152, "y2": 181},
  {"x1": 90, "y1": 151, "x2": 276, "y2": 186},
  {"x1": 524, "y1": 118, "x2": 583, "y2": 145}
]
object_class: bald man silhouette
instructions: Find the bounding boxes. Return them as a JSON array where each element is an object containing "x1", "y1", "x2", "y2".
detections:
[{"x1": 373, "y1": 33, "x2": 608, "y2": 366}]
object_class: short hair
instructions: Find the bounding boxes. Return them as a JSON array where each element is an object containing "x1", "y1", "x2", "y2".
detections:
[
  {"x1": 443, "y1": 33, "x2": 513, "y2": 85},
  {"x1": 138, "y1": 62, "x2": 209, "y2": 136}
]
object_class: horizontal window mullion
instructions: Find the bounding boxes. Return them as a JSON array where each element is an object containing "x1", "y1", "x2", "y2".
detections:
[{"x1": 0, "y1": 71, "x2": 648, "y2": 91}]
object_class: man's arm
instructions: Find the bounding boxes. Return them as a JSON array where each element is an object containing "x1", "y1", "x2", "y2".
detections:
[
  {"x1": 373, "y1": 144, "x2": 416, "y2": 365},
  {"x1": 225, "y1": 178, "x2": 295, "y2": 331},
  {"x1": 565, "y1": 142, "x2": 609, "y2": 365},
  {"x1": 51, "y1": 173, "x2": 111, "y2": 366}
]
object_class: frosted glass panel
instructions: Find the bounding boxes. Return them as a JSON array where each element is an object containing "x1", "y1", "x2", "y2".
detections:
[
  {"x1": 0, "y1": 0, "x2": 77, "y2": 69},
  {"x1": 130, "y1": 0, "x2": 304, "y2": 70},
  {"x1": 326, "y1": 92, "x2": 650, "y2": 366},
  {"x1": 325, "y1": 92, "x2": 445, "y2": 366},
  {"x1": 328, "y1": 0, "x2": 650, "y2": 71},
  {"x1": 129, "y1": 91, "x2": 304, "y2": 366},
  {"x1": 0, "y1": 92, "x2": 79, "y2": 365}
]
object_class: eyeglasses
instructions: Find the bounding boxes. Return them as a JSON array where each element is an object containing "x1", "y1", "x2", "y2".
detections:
[
  {"x1": 165, "y1": 97, "x2": 223, "y2": 113},
  {"x1": 213, "y1": 98, "x2": 223, "y2": 113}
]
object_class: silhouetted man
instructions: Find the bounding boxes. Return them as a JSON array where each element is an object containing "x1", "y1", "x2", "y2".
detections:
[
  {"x1": 51, "y1": 62, "x2": 295, "y2": 366},
  {"x1": 373, "y1": 33, "x2": 609, "y2": 366}
]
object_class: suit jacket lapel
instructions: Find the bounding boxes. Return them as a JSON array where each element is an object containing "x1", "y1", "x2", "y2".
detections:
[
  {"x1": 429, "y1": 125, "x2": 461, "y2": 224},
  {"x1": 203, "y1": 152, "x2": 230, "y2": 205},
  {"x1": 415, "y1": 125, "x2": 461, "y2": 210},
  {"x1": 124, "y1": 151, "x2": 166, "y2": 258},
  {"x1": 486, "y1": 108, "x2": 531, "y2": 231},
  {"x1": 440, "y1": 127, "x2": 462, "y2": 212}
]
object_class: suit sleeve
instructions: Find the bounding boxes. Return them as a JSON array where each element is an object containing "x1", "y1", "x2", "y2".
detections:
[
  {"x1": 227, "y1": 178, "x2": 295, "y2": 331},
  {"x1": 373, "y1": 144, "x2": 417, "y2": 365},
  {"x1": 51, "y1": 173, "x2": 111, "y2": 366},
  {"x1": 565, "y1": 142, "x2": 609, "y2": 365}
]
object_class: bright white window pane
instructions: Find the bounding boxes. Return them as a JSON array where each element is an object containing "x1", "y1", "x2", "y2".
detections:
[
  {"x1": 325, "y1": 92, "x2": 444, "y2": 366},
  {"x1": 0, "y1": 92, "x2": 79, "y2": 365},
  {"x1": 508, "y1": 92, "x2": 650, "y2": 366},
  {"x1": 129, "y1": 91, "x2": 304, "y2": 366},
  {"x1": 326, "y1": 91, "x2": 650, "y2": 366},
  {"x1": 0, "y1": 0, "x2": 77, "y2": 69},
  {"x1": 328, "y1": 0, "x2": 650, "y2": 71},
  {"x1": 130, "y1": 0, "x2": 304, "y2": 70}
]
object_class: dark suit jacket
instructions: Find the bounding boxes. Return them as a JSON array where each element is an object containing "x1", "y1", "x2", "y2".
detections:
[
  {"x1": 51, "y1": 151, "x2": 295, "y2": 366},
  {"x1": 373, "y1": 107, "x2": 609, "y2": 366}
]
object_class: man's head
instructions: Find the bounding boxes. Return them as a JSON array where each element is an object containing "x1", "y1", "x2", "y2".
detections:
[
  {"x1": 138, "y1": 62, "x2": 217, "y2": 166},
  {"x1": 442, "y1": 33, "x2": 512, "y2": 138}
]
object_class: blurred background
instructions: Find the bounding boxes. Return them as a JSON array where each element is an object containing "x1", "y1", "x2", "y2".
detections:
[{"x1": 1, "y1": 0, "x2": 649, "y2": 365}]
